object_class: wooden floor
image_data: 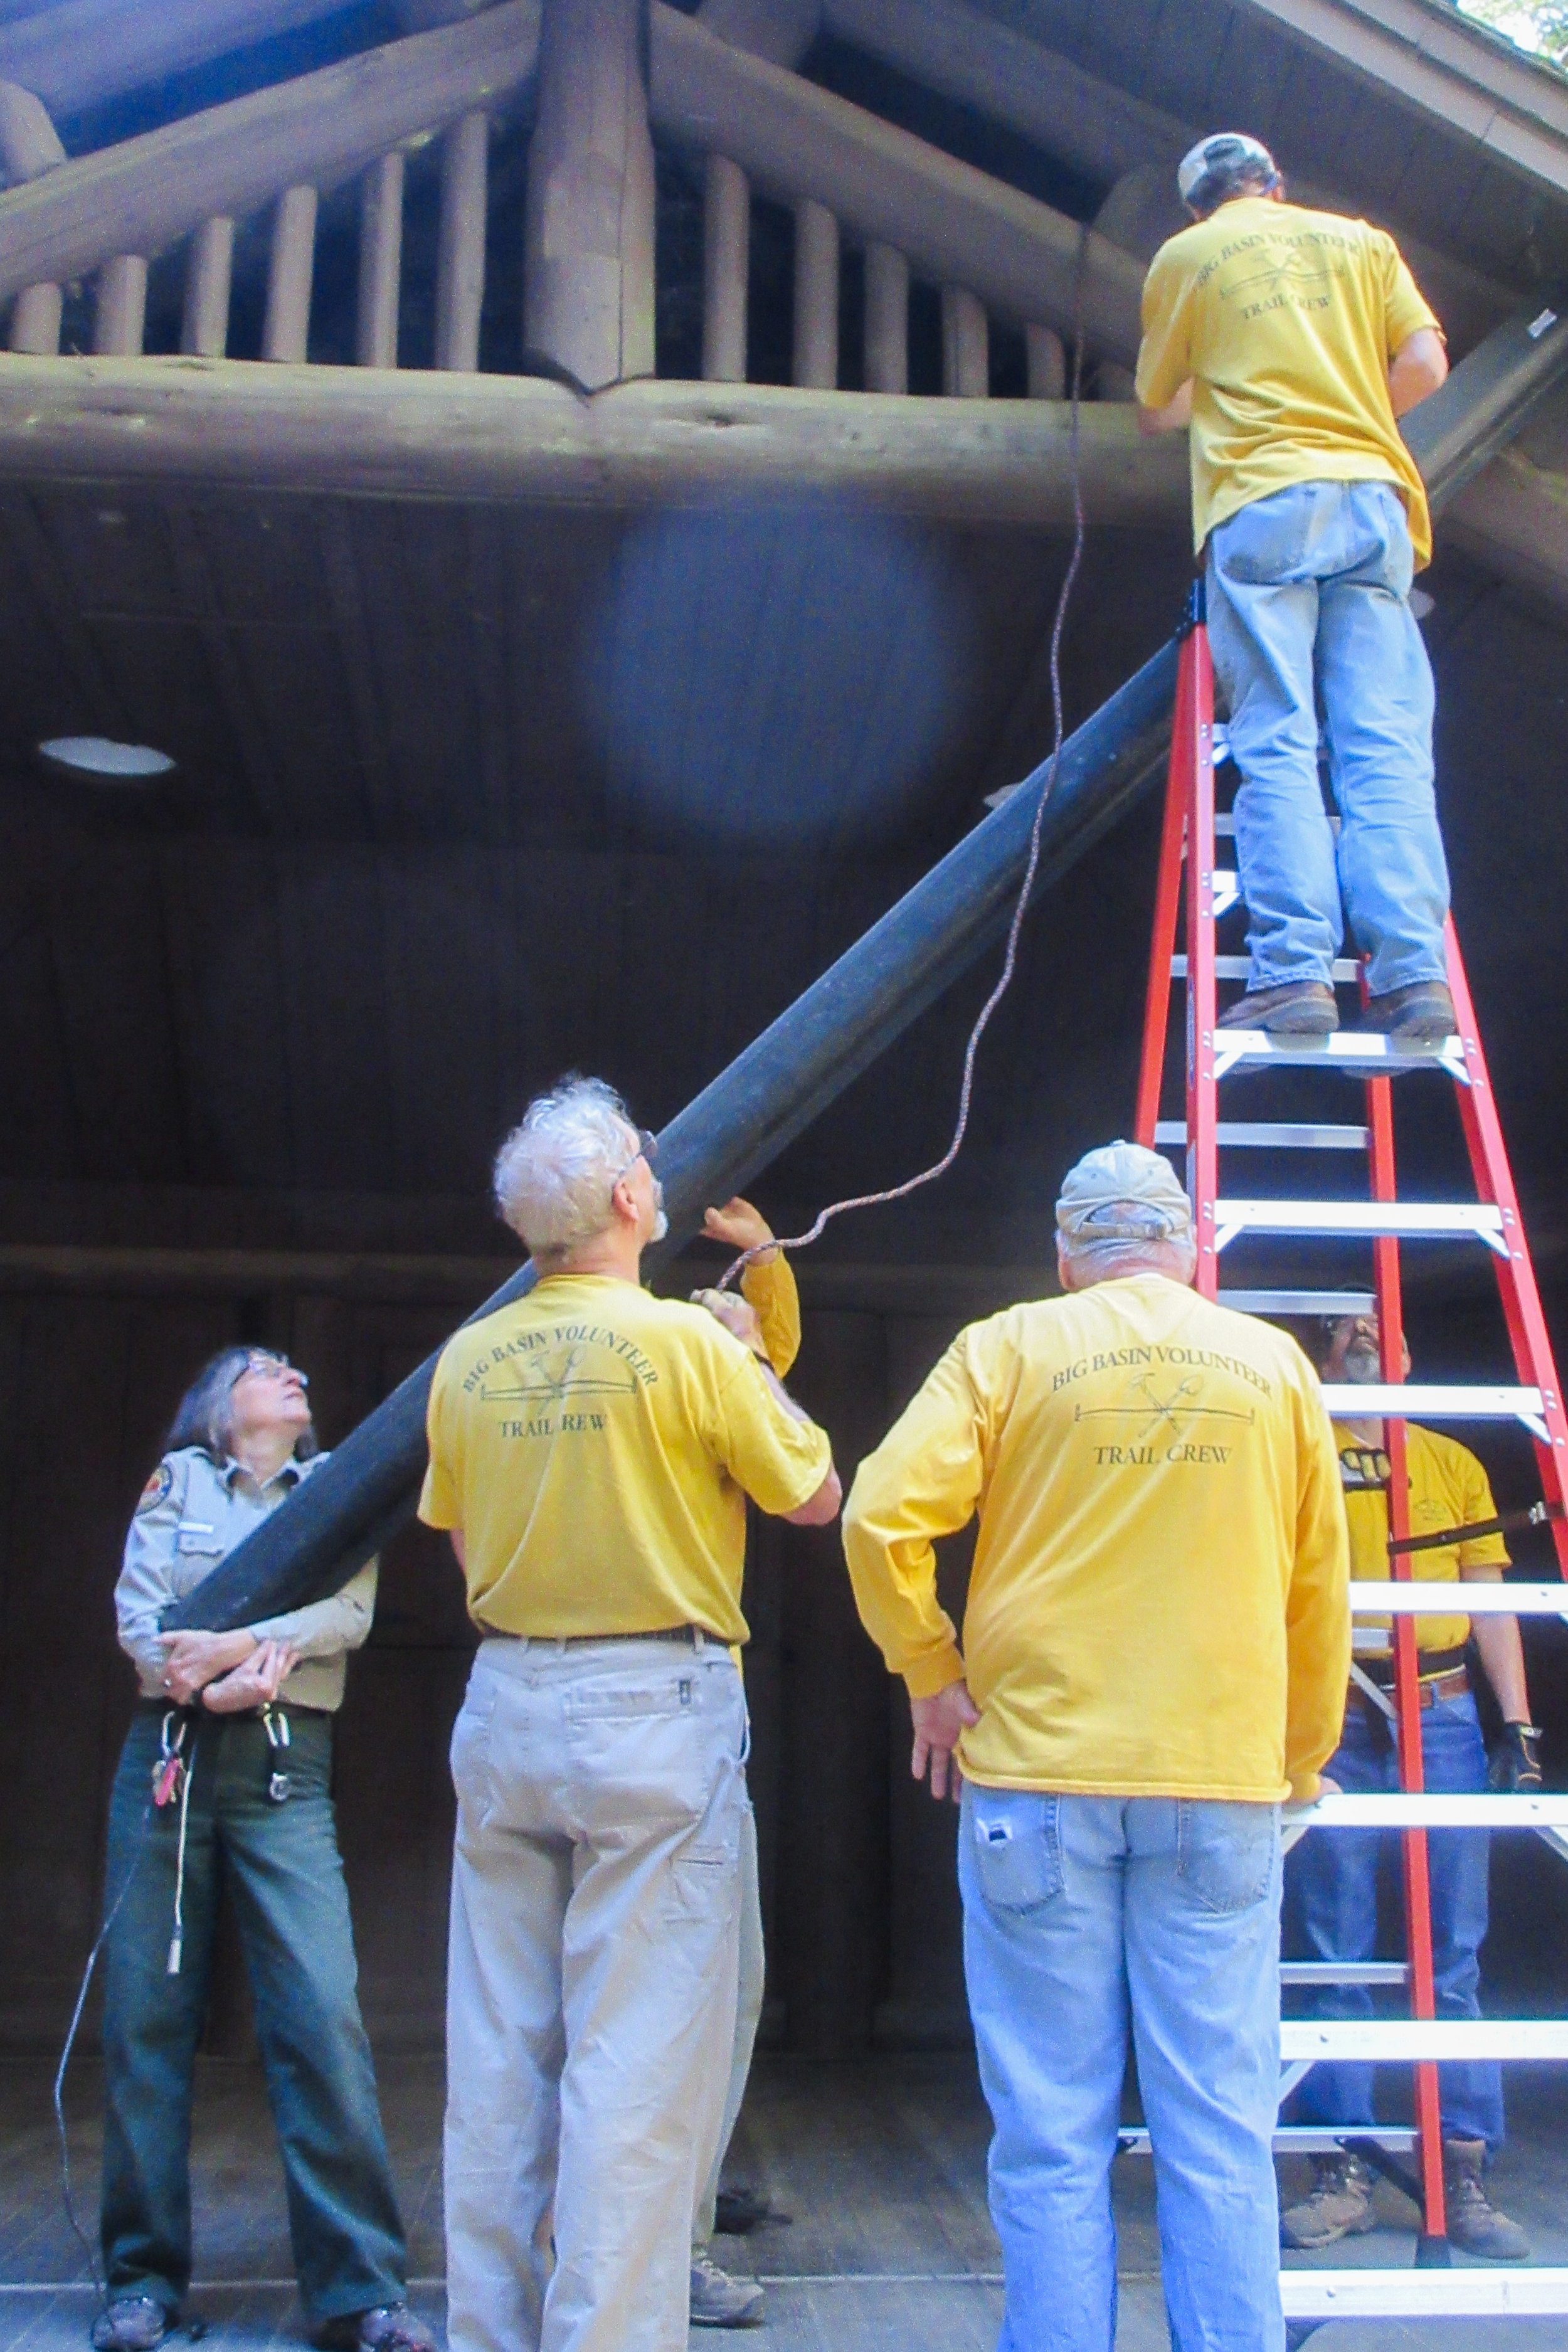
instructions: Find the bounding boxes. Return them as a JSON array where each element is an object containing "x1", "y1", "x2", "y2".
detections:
[{"x1": 4, "y1": 2053, "x2": 1568, "y2": 2349}]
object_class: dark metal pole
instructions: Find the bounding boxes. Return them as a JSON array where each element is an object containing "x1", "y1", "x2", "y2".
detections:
[
  {"x1": 165, "y1": 300, "x2": 1568, "y2": 1635},
  {"x1": 166, "y1": 642, "x2": 1178, "y2": 1631}
]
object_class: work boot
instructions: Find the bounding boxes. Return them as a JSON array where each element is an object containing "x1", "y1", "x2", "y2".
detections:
[
  {"x1": 1279, "y1": 2152, "x2": 1378, "y2": 2249},
  {"x1": 1358, "y1": 981, "x2": 1456, "y2": 1041},
  {"x1": 1443, "y1": 2137, "x2": 1530, "y2": 2260},
  {"x1": 689, "y1": 2247, "x2": 765, "y2": 2328},
  {"x1": 1217, "y1": 981, "x2": 1339, "y2": 1035},
  {"x1": 89, "y1": 2299, "x2": 169, "y2": 2352}
]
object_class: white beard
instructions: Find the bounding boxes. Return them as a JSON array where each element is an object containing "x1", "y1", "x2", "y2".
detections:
[{"x1": 650, "y1": 1207, "x2": 669, "y2": 1244}]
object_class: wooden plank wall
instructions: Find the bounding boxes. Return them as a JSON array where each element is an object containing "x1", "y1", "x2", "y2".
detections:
[{"x1": 0, "y1": 1269, "x2": 992, "y2": 2058}]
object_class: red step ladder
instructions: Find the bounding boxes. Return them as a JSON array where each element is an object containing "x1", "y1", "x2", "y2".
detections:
[{"x1": 1133, "y1": 586, "x2": 1568, "y2": 2294}]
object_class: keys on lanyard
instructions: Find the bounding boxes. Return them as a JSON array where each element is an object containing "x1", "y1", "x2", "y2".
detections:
[
  {"x1": 262, "y1": 1703, "x2": 292, "y2": 1803},
  {"x1": 152, "y1": 1712, "x2": 188, "y2": 1808}
]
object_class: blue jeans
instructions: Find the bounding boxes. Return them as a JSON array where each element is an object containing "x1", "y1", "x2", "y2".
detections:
[
  {"x1": 1287, "y1": 1686, "x2": 1502, "y2": 2148},
  {"x1": 959, "y1": 1788, "x2": 1284, "y2": 2352},
  {"x1": 1205, "y1": 479, "x2": 1450, "y2": 997},
  {"x1": 100, "y1": 1708, "x2": 406, "y2": 2323}
]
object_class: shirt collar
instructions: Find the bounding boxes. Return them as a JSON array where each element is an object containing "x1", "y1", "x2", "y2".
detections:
[{"x1": 221, "y1": 1454, "x2": 305, "y2": 1495}]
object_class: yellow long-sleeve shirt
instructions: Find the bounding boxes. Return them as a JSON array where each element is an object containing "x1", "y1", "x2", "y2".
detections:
[
  {"x1": 740, "y1": 1252, "x2": 800, "y2": 1379},
  {"x1": 843, "y1": 1274, "x2": 1350, "y2": 1802}
]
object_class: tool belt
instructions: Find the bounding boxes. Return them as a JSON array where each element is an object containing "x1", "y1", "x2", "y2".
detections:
[{"x1": 1350, "y1": 1646, "x2": 1470, "y2": 1711}]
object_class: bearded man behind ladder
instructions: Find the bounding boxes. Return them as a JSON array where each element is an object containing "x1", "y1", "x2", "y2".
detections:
[{"x1": 843, "y1": 1143, "x2": 1350, "y2": 2352}]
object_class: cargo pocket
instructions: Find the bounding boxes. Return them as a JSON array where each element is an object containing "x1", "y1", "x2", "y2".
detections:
[
  {"x1": 1176, "y1": 1799, "x2": 1279, "y2": 1915},
  {"x1": 970, "y1": 1793, "x2": 1064, "y2": 1915}
]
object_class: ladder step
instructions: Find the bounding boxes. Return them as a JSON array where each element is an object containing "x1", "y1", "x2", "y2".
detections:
[
  {"x1": 1320, "y1": 1381, "x2": 1544, "y2": 1432},
  {"x1": 1171, "y1": 955, "x2": 1362, "y2": 982},
  {"x1": 1280, "y1": 2269, "x2": 1568, "y2": 2321},
  {"x1": 1214, "y1": 1200, "x2": 1507, "y2": 1254},
  {"x1": 1280, "y1": 2016, "x2": 1568, "y2": 2060},
  {"x1": 1288, "y1": 1793, "x2": 1568, "y2": 1830},
  {"x1": 1214, "y1": 1032, "x2": 1466, "y2": 1081},
  {"x1": 1120, "y1": 2126, "x2": 1417, "y2": 2156},
  {"x1": 1351, "y1": 1581, "x2": 1568, "y2": 1617},
  {"x1": 1212, "y1": 870, "x2": 1241, "y2": 916},
  {"x1": 1156, "y1": 1120, "x2": 1368, "y2": 1150},
  {"x1": 1279, "y1": 1961, "x2": 1408, "y2": 1986},
  {"x1": 1217, "y1": 1288, "x2": 1375, "y2": 1315}
]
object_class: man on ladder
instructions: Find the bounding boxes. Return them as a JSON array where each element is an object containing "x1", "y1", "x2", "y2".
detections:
[
  {"x1": 1282, "y1": 1308, "x2": 1542, "y2": 2260},
  {"x1": 1136, "y1": 132, "x2": 1455, "y2": 1041}
]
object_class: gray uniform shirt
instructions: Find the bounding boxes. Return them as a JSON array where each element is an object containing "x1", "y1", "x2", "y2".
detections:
[{"x1": 116, "y1": 1446, "x2": 376, "y2": 1714}]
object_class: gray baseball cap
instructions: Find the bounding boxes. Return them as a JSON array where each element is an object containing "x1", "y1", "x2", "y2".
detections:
[
  {"x1": 1177, "y1": 132, "x2": 1280, "y2": 214},
  {"x1": 1056, "y1": 1142, "x2": 1194, "y2": 1244}
]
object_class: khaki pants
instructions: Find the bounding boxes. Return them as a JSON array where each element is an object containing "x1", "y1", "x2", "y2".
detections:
[
  {"x1": 693, "y1": 1795, "x2": 765, "y2": 2247},
  {"x1": 445, "y1": 1635, "x2": 746, "y2": 2352}
]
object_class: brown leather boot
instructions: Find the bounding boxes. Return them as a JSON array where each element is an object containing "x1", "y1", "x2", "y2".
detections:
[
  {"x1": 1443, "y1": 2137, "x2": 1530, "y2": 2260},
  {"x1": 1279, "y1": 2152, "x2": 1378, "y2": 2249},
  {"x1": 1358, "y1": 980, "x2": 1456, "y2": 1041},
  {"x1": 1217, "y1": 980, "x2": 1339, "y2": 1035}
]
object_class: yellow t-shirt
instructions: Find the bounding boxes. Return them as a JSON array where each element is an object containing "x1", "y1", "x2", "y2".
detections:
[
  {"x1": 843, "y1": 1274, "x2": 1349, "y2": 1801},
  {"x1": 418, "y1": 1273, "x2": 832, "y2": 1644},
  {"x1": 1335, "y1": 1418, "x2": 1508, "y2": 1659},
  {"x1": 1135, "y1": 196, "x2": 1441, "y2": 565},
  {"x1": 740, "y1": 1253, "x2": 800, "y2": 1379}
]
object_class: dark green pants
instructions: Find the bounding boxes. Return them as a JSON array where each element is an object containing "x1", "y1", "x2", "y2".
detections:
[{"x1": 100, "y1": 1707, "x2": 406, "y2": 2324}]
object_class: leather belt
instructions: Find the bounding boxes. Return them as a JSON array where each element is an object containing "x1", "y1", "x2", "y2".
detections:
[
  {"x1": 477, "y1": 1624, "x2": 718, "y2": 1648},
  {"x1": 1350, "y1": 1663, "x2": 1470, "y2": 1712}
]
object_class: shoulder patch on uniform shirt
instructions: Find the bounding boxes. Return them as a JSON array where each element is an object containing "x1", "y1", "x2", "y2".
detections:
[{"x1": 136, "y1": 1463, "x2": 173, "y2": 1515}]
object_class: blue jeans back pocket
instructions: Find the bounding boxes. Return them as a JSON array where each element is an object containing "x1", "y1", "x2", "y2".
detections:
[
  {"x1": 1176, "y1": 1799, "x2": 1279, "y2": 1915},
  {"x1": 970, "y1": 1793, "x2": 1064, "y2": 1915}
]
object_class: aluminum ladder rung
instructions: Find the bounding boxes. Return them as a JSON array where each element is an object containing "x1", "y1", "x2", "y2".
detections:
[
  {"x1": 1214, "y1": 1199, "x2": 1507, "y2": 1254},
  {"x1": 1286, "y1": 1793, "x2": 1568, "y2": 1830},
  {"x1": 1280, "y1": 1961, "x2": 1408, "y2": 1986},
  {"x1": 1318, "y1": 1381, "x2": 1546, "y2": 1437},
  {"x1": 1118, "y1": 2124, "x2": 1416, "y2": 2156},
  {"x1": 1156, "y1": 1120, "x2": 1368, "y2": 1150},
  {"x1": 1212, "y1": 870, "x2": 1241, "y2": 916},
  {"x1": 1280, "y1": 2017, "x2": 1568, "y2": 2061},
  {"x1": 1214, "y1": 1030, "x2": 1468, "y2": 1081},
  {"x1": 1217, "y1": 1288, "x2": 1375, "y2": 1315},
  {"x1": 1279, "y1": 2270, "x2": 1568, "y2": 2321},
  {"x1": 1351, "y1": 1581, "x2": 1568, "y2": 1617},
  {"x1": 1171, "y1": 955, "x2": 1363, "y2": 982}
]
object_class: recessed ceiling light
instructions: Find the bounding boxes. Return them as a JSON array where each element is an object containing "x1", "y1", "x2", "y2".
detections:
[{"x1": 38, "y1": 735, "x2": 177, "y2": 780}]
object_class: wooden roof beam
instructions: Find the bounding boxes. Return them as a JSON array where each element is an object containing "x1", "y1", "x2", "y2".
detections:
[
  {"x1": 0, "y1": 1, "x2": 541, "y2": 308},
  {"x1": 1234, "y1": 0, "x2": 1568, "y2": 199},
  {"x1": 0, "y1": 0, "x2": 382, "y2": 127},
  {"x1": 647, "y1": 3, "x2": 1145, "y2": 356},
  {"x1": 0, "y1": 356, "x2": 1189, "y2": 526},
  {"x1": 813, "y1": 0, "x2": 1512, "y2": 352}
]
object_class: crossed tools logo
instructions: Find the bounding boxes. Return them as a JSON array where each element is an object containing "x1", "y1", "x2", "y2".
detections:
[
  {"x1": 479, "y1": 1343, "x2": 641, "y2": 1407},
  {"x1": 1076, "y1": 1368, "x2": 1256, "y2": 1445}
]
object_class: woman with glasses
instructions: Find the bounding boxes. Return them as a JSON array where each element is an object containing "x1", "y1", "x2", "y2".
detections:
[{"x1": 92, "y1": 1347, "x2": 433, "y2": 2352}]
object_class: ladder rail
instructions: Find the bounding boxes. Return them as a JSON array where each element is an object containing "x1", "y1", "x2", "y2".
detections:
[
  {"x1": 1364, "y1": 1045, "x2": 1449, "y2": 2243},
  {"x1": 1444, "y1": 921, "x2": 1568, "y2": 1575},
  {"x1": 1183, "y1": 615, "x2": 1220, "y2": 1300}
]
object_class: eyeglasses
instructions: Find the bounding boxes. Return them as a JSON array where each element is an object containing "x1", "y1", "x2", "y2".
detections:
[
  {"x1": 610, "y1": 1128, "x2": 659, "y2": 1192},
  {"x1": 236, "y1": 1352, "x2": 309, "y2": 1388}
]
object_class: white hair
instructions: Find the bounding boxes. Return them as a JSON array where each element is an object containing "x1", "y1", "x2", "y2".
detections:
[
  {"x1": 492, "y1": 1076, "x2": 639, "y2": 1256},
  {"x1": 1058, "y1": 1210, "x2": 1198, "y2": 1290}
]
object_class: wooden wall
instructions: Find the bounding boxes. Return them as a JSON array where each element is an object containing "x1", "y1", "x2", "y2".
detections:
[
  {"x1": 0, "y1": 1259, "x2": 1002, "y2": 2057},
  {"x1": 4, "y1": 1256, "x2": 1567, "y2": 2060}
]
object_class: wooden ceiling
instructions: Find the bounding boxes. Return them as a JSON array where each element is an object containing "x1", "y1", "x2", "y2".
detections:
[{"x1": 2, "y1": 0, "x2": 1567, "y2": 1267}]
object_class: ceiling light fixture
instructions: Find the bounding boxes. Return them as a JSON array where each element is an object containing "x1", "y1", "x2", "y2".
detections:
[{"x1": 37, "y1": 734, "x2": 177, "y2": 780}]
